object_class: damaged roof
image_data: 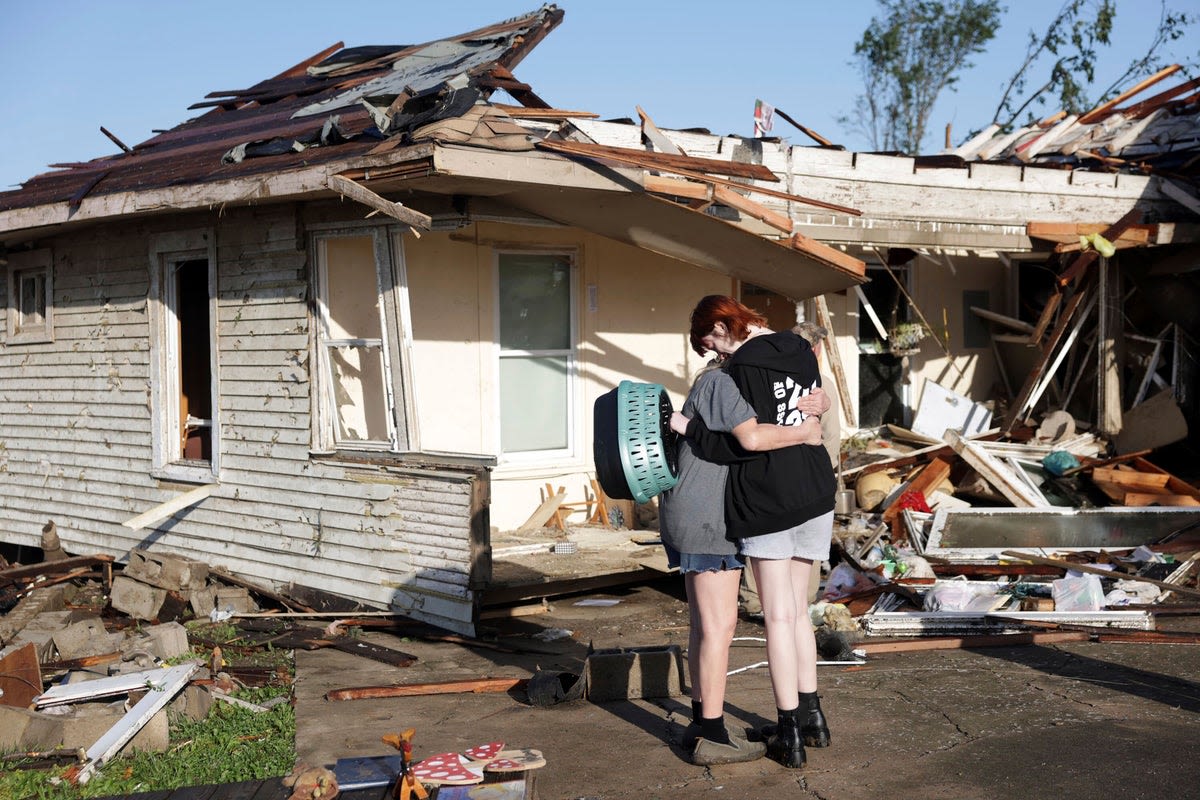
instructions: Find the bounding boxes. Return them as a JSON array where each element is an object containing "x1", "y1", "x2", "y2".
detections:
[
  {"x1": 953, "y1": 66, "x2": 1200, "y2": 180},
  {"x1": 0, "y1": 5, "x2": 564, "y2": 214},
  {"x1": 0, "y1": 3, "x2": 867, "y2": 298}
]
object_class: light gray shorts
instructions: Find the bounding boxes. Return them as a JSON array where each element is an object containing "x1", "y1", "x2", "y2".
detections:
[{"x1": 738, "y1": 510, "x2": 834, "y2": 561}]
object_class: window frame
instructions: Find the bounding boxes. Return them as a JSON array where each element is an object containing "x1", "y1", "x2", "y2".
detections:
[
  {"x1": 147, "y1": 230, "x2": 220, "y2": 483},
  {"x1": 5, "y1": 248, "x2": 54, "y2": 345},
  {"x1": 493, "y1": 248, "x2": 579, "y2": 464},
  {"x1": 309, "y1": 223, "x2": 416, "y2": 455}
]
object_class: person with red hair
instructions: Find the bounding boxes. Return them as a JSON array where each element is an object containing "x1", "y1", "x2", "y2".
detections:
[
  {"x1": 680, "y1": 294, "x2": 837, "y2": 769},
  {"x1": 662, "y1": 352, "x2": 826, "y2": 765}
]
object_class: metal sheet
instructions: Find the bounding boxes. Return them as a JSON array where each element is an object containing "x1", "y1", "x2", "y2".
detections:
[
  {"x1": 861, "y1": 610, "x2": 1154, "y2": 636},
  {"x1": 925, "y1": 506, "x2": 1200, "y2": 559}
]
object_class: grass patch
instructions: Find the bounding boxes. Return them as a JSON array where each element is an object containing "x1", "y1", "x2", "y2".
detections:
[
  {"x1": 0, "y1": 684, "x2": 295, "y2": 799},
  {"x1": 1, "y1": 639, "x2": 296, "y2": 800}
]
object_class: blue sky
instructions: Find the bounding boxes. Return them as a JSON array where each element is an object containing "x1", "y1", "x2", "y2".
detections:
[{"x1": 0, "y1": 1, "x2": 1194, "y2": 189}]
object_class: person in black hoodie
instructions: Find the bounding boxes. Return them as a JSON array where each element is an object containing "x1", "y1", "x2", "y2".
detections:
[{"x1": 684, "y1": 295, "x2": 836, "y2": 769}]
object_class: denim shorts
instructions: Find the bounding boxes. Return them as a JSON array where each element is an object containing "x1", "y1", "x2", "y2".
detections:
[{"x1": 663, "y1": 542, "x2": 746, "y2": 573}]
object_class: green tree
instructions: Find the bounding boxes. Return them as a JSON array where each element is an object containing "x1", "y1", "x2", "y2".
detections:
[
  {"x1": 844, "y1": 0, "x2": 1003, "y2": 155},
  {"x1": 991, "y1": 0, "x2": 1196, "y2": 129}
]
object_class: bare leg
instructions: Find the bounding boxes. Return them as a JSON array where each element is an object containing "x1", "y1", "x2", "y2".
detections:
[
  {"x1": 685, "y1": 568, "x2": 743, "y2": 718},
  {"x1": 790, "y1": 558, "x2": 818, "y2": 694},
  {"x1": 750, "y1": 556, "x2": 798, "y2": 710}
]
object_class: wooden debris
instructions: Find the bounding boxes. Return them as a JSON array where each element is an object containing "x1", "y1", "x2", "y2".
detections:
[
  {"x1": 326, "y1": 677, "x2": 527, "y2": 702},
  {"x1": 858, "y1": 632, "x2": 1089, "y2": 654},
  {"x1": 328, "y1": 174, "x2": 432, "y2": 233},
  {"x1": 1000, "y1": 551, "x2": 1200, "y2": 600}
]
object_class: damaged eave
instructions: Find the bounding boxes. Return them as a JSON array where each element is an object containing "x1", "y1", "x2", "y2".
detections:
[
  {"x1": 406, "y1": 143, "x2": 866, "y2": 299},
  {"x1": 0, "y1": 143, "x2": 440, "y2": 243}
]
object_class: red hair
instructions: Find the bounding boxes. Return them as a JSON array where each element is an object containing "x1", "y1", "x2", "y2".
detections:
[{"x1": 688, "y1": 295, "x2": 767, "y2": 357}]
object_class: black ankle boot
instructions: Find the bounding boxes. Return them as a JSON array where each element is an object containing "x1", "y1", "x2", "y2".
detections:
[
  {"x1": 766, "y1": 708, "x2": 806, "y2": 768},
  {"x1": 799, "y1": 691, "x2": 830, "y2": 748}
]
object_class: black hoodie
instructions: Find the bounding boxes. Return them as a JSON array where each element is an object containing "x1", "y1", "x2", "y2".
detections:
[{"x1": 709, "y1": 330, "x2": 836, "y2": 539}]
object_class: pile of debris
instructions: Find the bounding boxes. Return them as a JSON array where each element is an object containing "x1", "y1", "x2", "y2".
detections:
[
  {"x1": 0, "y1": 546, "x2": 296, "y2": 784},
  {"x1": 814, "y1": 400, "x2": 1200, "y2": 650}
]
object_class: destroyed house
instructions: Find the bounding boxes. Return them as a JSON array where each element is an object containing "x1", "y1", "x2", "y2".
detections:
[{"x1": 0, "y1": 5, "x2": 867, "y2": 635}]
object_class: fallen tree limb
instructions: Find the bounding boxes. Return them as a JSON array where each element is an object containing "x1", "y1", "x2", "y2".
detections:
[{"x1": 326, "y1": 677, "x2": 528, "y2": 702}]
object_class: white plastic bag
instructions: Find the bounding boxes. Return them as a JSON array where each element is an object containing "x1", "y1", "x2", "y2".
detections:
[{"x1": 1051, "y1": 574, "x2": 1105, "y2": 611}]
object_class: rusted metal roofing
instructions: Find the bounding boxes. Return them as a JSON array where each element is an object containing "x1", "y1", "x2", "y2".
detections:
[{"x1": 0, "y1": 5, "x2": 564, "y2": 214}]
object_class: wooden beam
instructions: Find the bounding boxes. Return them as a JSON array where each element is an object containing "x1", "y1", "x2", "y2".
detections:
[
  {"x1": 792, "y1": 233, "x2": 865, "y2": 275},
  {"x1": 535, "y1": 138, "x2": 780, "y2": 182},
  {"x1": 642, "y1": 174, "x2": 712, "y2": 201},
  {"x1": 537, "y1": 138, "x2": 863, "y2": 216},
  {"x1": 1056, "y1": 208, "x2": 1142, "y2": 288},
  {"x1": 882, "y1": 457, "x2": 951, "y2": 525},
  {"x1": 518, "y1": 488, "x2": 566, "y2": 532},
  {"x1": 490, "y1": 103, "x2": 599, "y2": 119},
  {"x1": 813, "y1": 295, "x2": 856, "y2": 428},
  {"x1": 1161, "y1": 180, "x2": 1200, "y2": 217},
  {"x1": 123, "y1": 483, "x2": 216, "y2": 531},
  {"x1": 1118, "y1": 75, "x2": 1200, "y2": 118},
  {"x1": 325, "y1": 677, "x2": 527, "y2": 701},
  {"x1": 328, "y1": 174, "x2": 431, "y2": 232},
  {"x1": 857, "y1": 632, "x2": 1089, "y2": 654},
  {"x1": 771, "y1": 106, "x2": 834, "y2": 147},
  {"x1": 1077, "y1": 64, "x2": 1182, "y2": 124},
  {"x1": 713, "y1": 185, "x2": 794, "y2": 234}
]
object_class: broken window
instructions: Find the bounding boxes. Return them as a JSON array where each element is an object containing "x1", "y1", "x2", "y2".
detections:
[
  {"x1": 5, "y1": 249, "x2": 54, "y2": 344},
  {"x1": 149, "y1": 231, "x2": 219, "y2": 482},
  {"x1": 497, "y1": 251, "x2": 575, "y2": 458},
  {"x1": 312, "y1": 229, "x2": 412, "y2": 452}
]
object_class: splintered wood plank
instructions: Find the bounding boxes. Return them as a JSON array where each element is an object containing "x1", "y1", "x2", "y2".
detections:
[
  {"x1": 1092, "y1": 467, "x2": 1171, "y2": 489},
  {"x1": 643, "y1": 174, "x2": 712, "y2": 200},
  {"x1": 713, "y1": 185, "x2": 793, "y2": 233},
  {"x1": 518, "y1": 489, "x2": 566, "y2": 532},
  {"x1": 1002, "y1": 550, "x2": 1200, "y2": 600},
  {"x1": 328, "y1": 175, "x2": 432, "y2": 231},
  {"x1": 1130, "y1": 457, "x2": 1200, "y2": 500},
  {"x1": 883, "y1": 458, "x2": 951, "y2": 524},
  {"x1": 325, "y1": 677, "x2": 527, "y2": 702},
  {"x1": 535, "y1": 138, "x2": 779, "y2": 181},
  {"x1": 1078, "y1": 64, "x2": 1182, "y2": 123},
  {"x1": 947, "y1": 431, "x2": 1047, "y2": 507},
  {"x1": 1091, "y1": 480, "x2": 1132, "y2": 504},
  {"x1": 790, "y1": 233, "x2": 866, "y2": 275},
  {"x1": 1122, "y1": 493, "x2": 1200, "y2": 508}
]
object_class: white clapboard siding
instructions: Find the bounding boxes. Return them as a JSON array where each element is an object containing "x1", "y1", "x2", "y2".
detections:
[{"x1": 0, "y1": 205, "x2": 488, "y2": 635}]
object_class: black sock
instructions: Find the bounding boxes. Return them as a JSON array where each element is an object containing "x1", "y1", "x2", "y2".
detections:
[
  {"x1": 700, "y1": 715, "x2": 730, "y2": 744},
  {"x1": 691, "y1": 700, "x2": 703, "y2": 723},
  {"x1": 777, "y1": 706, "x2": 801, "y2": 727},
  {"x1": 798, "y1": 691, "x2": 820, "y2": 712}
]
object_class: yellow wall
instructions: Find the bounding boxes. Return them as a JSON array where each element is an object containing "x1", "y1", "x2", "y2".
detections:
[{"x1": 404, "y1": 220, "x2": 730, "y2": 530}]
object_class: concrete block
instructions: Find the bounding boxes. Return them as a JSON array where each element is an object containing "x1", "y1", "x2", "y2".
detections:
[
  {"x1": 124, "y1": 549, "x2": 209, "y2": 591},
  {"x1": 0, "y1": 705, "x2": 36, "y2": 750},
  {"x1": 190, "y1": 584, "x2": 217, "y2": 617},
  {"x1": 53, "y1": 617, "x2": 122, "y2": 659},
  {"x1": 21, "y1": 700, "x2": 170, "y2": 753},
  {"x1": 213, "y1": 586, "x2": 258, "y2": 614},
  {"x1": 0, "y1": 585, "x2": 66, "y2": 642},
  {"x1": 110, "y1": 576, "x2": 167, "y2": 621},
  {"x1": 583, "y1": 645, "x2": 684, "y2": 702},
  {"x1": 170, "y1": 684, "x2": 214, "y2": 722},
  {"x1": 145, "y1": 622, "x2": 190, "y2": 660}
]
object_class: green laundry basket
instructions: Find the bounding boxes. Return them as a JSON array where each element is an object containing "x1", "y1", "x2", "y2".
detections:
[{"x1": 594, "y1": 380, "x2": 679, "y2": 504}]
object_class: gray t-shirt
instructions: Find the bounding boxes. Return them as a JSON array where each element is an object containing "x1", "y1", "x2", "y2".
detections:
[{"x1": 659, "y1": 368, "x2": 755, "y2": 556}]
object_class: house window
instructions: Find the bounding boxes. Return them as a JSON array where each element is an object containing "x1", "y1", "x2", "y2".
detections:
[
  {"x1": 312, "y1": 229, "x2": 413, "y2": 452},
  {"x1": 6, "y1": 249, "x2": 54, "y2": 344},
  {"x1": 497, "y1": 251, "x2": 575, "y2": 457},
  {"x1": 149, "y1": 231, "x2": 219, "y2": 482}
]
